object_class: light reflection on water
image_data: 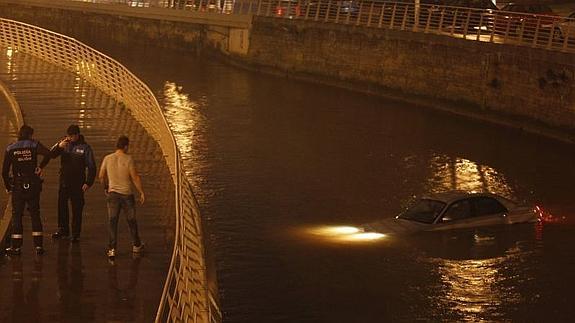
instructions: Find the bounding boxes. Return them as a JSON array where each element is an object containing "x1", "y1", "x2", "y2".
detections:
[
  {"x1": 431, "y1": 254, "x2": 519, "y2": 320},
  {"x1": 427, "y1": 155, "x2": 515, "y2": 199},
  {"x1": 303, "y1": 225, "x2": 386, "y2": 243},
  {"x1": 162, "y1": 81, "x2": 203, "y2": 175}
]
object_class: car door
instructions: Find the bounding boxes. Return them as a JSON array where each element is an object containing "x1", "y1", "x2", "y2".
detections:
[
  {"x1": 432, "y1": 198, "x2": 474, "y2": 230},
  {"x1": 468, "y1": 196, "x2": 508, "y2": 227}
]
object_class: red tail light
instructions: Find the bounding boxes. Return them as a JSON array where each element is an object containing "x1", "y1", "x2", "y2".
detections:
[
  {"x1": 535, "y1": 205, "x2": 565, "y2": 223},
  {"x1": 535, "y1": 205, "x2": 544, "y2": 221}
]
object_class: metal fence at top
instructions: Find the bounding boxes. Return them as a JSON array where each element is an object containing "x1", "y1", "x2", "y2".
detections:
[
  {"x1": 207, "y1": 0, "x2": 575, "y2": 53},
  {"x1": 0, "y1": 17, "x2": 220, "y2": 323},
  {"x1": 67, "y1": 0, "x2": 575, "y2": 53}
]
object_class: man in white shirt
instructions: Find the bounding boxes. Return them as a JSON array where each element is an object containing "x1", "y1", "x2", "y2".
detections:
[{"x1": 98, "y1": 136, "x2": 145, "y2": 261}]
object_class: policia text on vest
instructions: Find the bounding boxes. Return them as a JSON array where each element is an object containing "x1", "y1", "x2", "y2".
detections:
[{"x1": 2, "y1": 125, "x2": 51, "y2": 256}]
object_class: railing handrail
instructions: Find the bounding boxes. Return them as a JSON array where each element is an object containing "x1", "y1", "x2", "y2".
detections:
[{"x1": 0, "y1": 17, "x2": 218, "y2": 323}]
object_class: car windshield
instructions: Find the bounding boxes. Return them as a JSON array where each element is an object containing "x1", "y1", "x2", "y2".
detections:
[{"x1": 398, "y1": 199, "x2": 446, "y2": 224}]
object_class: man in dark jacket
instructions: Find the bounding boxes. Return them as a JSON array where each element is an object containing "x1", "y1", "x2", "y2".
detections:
[
  {"x1": 2, "y1": 125, "x2": 51, "y2": 255},
  {"x1": 51, "y1": 125, "x2": 96, "y2": 242}
]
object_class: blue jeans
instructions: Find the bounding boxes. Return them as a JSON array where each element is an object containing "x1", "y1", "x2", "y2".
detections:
[{"x1": 106, "y1": 192, "x2": 141, "y2": 250}]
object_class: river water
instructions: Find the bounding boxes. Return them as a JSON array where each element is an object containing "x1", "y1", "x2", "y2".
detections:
[{"x1": 90, "y1": 40, "x2": 575, "y2": 322}]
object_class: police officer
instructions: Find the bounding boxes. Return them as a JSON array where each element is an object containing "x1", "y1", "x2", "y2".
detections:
[
  {"x1": 51, "y1": 125, "x2": 96, "y2": 242},
  {"x1": 2, "y1": 125, "x2": 51, "y2": 255}
]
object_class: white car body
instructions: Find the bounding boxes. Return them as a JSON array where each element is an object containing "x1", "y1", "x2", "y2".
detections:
[{"x1": 364, "y1": 191, "x2": 541, "y2": 235}]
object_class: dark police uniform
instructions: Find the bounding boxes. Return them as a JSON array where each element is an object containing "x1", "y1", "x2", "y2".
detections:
[
  {"x1": 51, "y1": 134, "x2": 96, "y2": 239},
  {"x1": 2, "y1": 139, "x2": 50, "y2": 251}
]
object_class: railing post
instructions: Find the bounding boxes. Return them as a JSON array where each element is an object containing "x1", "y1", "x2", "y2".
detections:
[
  {"x1": 257, "y1": 0, "x2": 263, "y2": 15},
  {"x1": 356, "y1": 1, "x2": 363, "y2": 26},
  {"x1": 438, "y1": 8, "x2": 445, "y2": 32},
  {"x1": 503, "y1": 18, "x2": 511, "y2": 44},
  {"x1": 546, "y1": 20, "x2": 556, "y2": 49},
  {"x1": 425, "y1": 7, "x2": 432, "y2": 33},
  {"x1": 489, "y1": 14, "x2": 496, "y2": 43},
  {"x1": 400, "y1": 4, "x2": 408, "y2": 30},
  {"x1": 450, "y1": 9, "x2": 458, "y2": 36},
  {"x1": 533, "y1": 18, "x2": 541, "y2": 47},
  {"x1": 367, "y1": 2, "x2": 374, "y2": 27},
  {"x1": 324, "y1": 0, "x2": 332, "y2": 22},
  {"x1": 335, "y1": 2, "x2": 341, "y2": 23},
  {"x1": 518, "y1": 19, "x2": 525, "y2": 43},
  {"x1": 390, "y1": 3, "x2": 397, "y2": 29},
  {"x1": 378, "y1": 3, "x2": 385, "y2": 28},
  {"x1": 414, "y1": 0, "x2": 420, "y2": 31},
  {"x1": 345, "y1": 3, "x2": 352, "y2": 24},
  {"x1": 314, "y1": 0, "x2": 321, "y2": 21},
  {"x1": 286, "y1": 0, "x2": 292, "y2": 18},
  {"x1": 462, "y1": 9, "x2": 470, "y2": 38},
  {"x1": 476, "y1": 12, "x2": 483, "y2": 41}
]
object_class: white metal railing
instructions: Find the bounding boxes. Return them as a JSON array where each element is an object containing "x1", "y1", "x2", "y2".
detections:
[
  {"x1": 63, "y1": 0, "x2": 575, "y2": 53},
  {"x1": 195, "y1": 0, "x2": 575, "y2": 53},
  {"x1": 0, "y1": 18, "x2": 220, "y2": 323}
]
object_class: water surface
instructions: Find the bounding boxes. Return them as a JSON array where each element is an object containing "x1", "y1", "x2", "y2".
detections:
[{"x1": 93, "y1": 40, "x2": 575, "y2": 322}]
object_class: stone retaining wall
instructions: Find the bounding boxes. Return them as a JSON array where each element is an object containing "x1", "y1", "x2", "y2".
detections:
[{"x1": 243, "y1": 17, "x2": 575, "y2": 136}]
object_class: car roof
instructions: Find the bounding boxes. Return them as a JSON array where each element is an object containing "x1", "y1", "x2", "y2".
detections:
[{"x1": 420, "y1": 190, "x2": 504, "y2": 204}]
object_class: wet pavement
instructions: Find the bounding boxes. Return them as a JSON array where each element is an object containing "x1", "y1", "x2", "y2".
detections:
[{"x1": 0, "y1": 47, "x2": 174, "y2": 322}]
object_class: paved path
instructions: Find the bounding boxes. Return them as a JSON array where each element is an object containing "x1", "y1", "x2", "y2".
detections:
[{"x1": 0, "y1": 47, "x2": 174, "y2": 322}]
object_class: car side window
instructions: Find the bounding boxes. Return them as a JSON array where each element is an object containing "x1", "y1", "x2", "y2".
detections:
[
  {"x1": 441, "y1": 199, "x2": 472, "y2": 222},
  {"x1": 473, "y1": 197, "x2": 507, "y2": 217}
]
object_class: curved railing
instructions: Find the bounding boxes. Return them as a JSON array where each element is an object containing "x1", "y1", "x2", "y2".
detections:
[{"x1": 0, "y1": 18, "x2": 220, "y2": 323}]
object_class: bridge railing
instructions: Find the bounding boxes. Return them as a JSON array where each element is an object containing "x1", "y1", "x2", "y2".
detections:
[
  {"x1": 0, "y1": 18, "x2": 220, "y2": 323},
  {"x1": 224, "y1": 0, "x2": 575, "y2": 53},
  {"x1": 69, "y1": 0, "x2": 575, "y2": 53}
]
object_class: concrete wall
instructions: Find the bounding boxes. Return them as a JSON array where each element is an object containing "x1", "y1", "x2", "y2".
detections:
[
  {"x1": 1, "y1": 1, "x2": 575, "y2": 141},
  {"x1": 0, "y1": 0, "x2": 250, "y2": 55},
  {"x1": 241, "y1": 17, "x2": 575, "y2": 138}
]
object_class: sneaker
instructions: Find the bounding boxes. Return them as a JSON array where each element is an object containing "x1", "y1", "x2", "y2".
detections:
[
  {"x1": 70, "y1": 236, "x2": 80, "y2": 243},
  {"x1": 5, "y1": 247, "x2": 21, "y2": 256},
  {"x1": 35, "y1": 247, "x2": 45, "y2": 255},
  {"x1": 107, "y1": 248, "x2": 116, "y2": 260},
  {"x1": 52, "y1": 232, "x2": 69, "y2": 240},
  {"x1": 132, "y1": 243, "x2": 145, "y2": 254}
]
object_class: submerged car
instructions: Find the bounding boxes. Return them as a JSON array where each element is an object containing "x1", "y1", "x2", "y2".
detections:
[{"x1": 363, "y1": 191, "x2": 542, "y2": 235}]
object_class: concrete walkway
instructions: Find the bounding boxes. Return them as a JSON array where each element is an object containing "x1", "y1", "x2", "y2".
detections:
[{"x1": 0, "y1": 47, "x2": 174, "y2": 322}]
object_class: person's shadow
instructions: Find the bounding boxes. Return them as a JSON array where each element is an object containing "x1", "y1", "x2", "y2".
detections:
[
  {"x1": 9, "y1": 254, "x2": 42, "y2": 322},
  {"x1": 56, "y1": 240, "x2": 93, "y2": 322},
  {"x1": 107, "y1": 256, "x2": 142, "y2": 322}
]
